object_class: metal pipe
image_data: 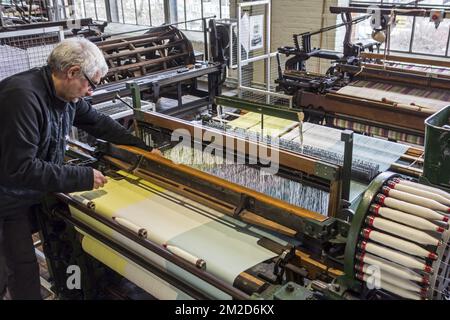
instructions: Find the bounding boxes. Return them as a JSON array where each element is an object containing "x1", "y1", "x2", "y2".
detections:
[{"x1": 341, "y1": 130, "x2": 354, "y2": 202}]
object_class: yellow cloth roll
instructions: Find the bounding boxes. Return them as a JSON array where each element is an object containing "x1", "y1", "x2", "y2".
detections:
[
  {"x1": 81, "y1": 234, "x2": 192, "y2": 299},
  {"x1": 228, "y1": 112, "x2": 298, "y2": 137}
]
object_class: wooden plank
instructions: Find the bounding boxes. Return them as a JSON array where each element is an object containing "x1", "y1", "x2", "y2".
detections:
[
  {"x1": 362, "y1": 63, "x2": 450, "y2": 80},
  {"x1": 406, "y1": 147, "x2": 425, "y2": 157},
  {"x1": 391, "y1": 163, "x2": 423, "y2": 175},
  {"x1": 328, "y1": 179, "x2": 341, "y2": 218},
  {"x1": 295, "y1": 249, "x2": 344, "y2": 278},
  {"x1": 361, "y1": 52, "x2": 450, "y2": 69},
  {"x1": 299, "y1": 91, "x2": 427, "y2": 133},
  {"x1": 240, "y1": 211, "x2": 297, "y2": 237},
  {"x1": 238, "y1": 272, "x2": 266, "y2": 287},
  {"x1": 400, "y1": 154, "x2": 424, "y2": 163}
]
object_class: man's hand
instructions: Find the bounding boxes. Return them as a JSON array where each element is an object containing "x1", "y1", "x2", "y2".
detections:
[
  {"x1": 150, "y1": 148, "x2": 163, "y2": 157},
  {"x1": 93, "y1": 169, "x2": 108, "y2": 189}
]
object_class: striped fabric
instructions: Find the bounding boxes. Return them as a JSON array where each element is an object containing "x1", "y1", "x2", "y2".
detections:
[
  {"x1": 338, "y1": 80, "x2": 450, "y2": 112},
  {"x1": 332, "y1": 118, "x2": 424, "y2": 145},
  {"x1": 387, "y1": 62, "x2": 450, "y2": 77}
]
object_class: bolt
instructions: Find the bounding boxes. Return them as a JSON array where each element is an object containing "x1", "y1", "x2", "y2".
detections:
[{"x1": 286, "y1": 283, "x2": 295, "y2": 293}]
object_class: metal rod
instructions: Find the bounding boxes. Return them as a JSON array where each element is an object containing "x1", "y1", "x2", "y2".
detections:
[
  {"x1": 134, "y1": 0, "x2": 138, "y2": 25},
  {"x1": 203, "y1": 17, "x2": 208, "y2": 61},
  {"x1": 120, "y1": 0, "x2": 125, "y2": 23},
  {"x1": 183, "y1": 0, "x2": 187, "y2": 30},
  {"x1": 148, "y1": 0, "x2": 152, "y2": 26},
  {"x1": 341, "y1": 130, "x2": 354, "y2": 203},
  {"x1": 94, "y1": 0, "x2": 98, "y2": 20},
  {"x1": 237, "y1": 4, "x2": 242, "y2": 96}
]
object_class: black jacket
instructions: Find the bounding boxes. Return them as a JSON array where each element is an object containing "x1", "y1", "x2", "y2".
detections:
[{"x1": 0, "y1": 66, "x2": 149, "y2": 213}]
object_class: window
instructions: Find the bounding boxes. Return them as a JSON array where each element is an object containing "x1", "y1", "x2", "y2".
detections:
[
  {"x1": 72, "y1": 0, "x2": 165, "y2": 26},
  {"x1": 412, "y1": 17, "x2": 450, "y2": 55},
  {"x1": 350, "y1": 0, "x2": 450, "y2": 57},
  {"x1": 70, "y1": 0, "x2": 228, "y2": 30},
  {"x1": 70, "y1": 0, "x2": 107, "y2": 21},
  {"x1": 174, "y1": 0, "x2": 230, "y2": 31},
  {"x1": 389, "y1": 15, "x2": 413, "y2": 51}
]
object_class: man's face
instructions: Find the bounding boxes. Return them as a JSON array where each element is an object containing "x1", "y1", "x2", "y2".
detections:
[{"x1": 64, "y1": 66, "x2": 101, "y2": 102}]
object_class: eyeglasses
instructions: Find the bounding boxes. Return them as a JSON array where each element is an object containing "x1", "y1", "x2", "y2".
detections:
[{"x1": 82, "y1": 71, "x2": 98, "y2": 91}]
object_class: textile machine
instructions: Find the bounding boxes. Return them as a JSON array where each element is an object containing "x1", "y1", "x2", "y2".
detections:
[
  {"x1": 73, "y1": 20, "x2": 227, "y2": 143},
  {"x1": 276, "y1": 4, "x2": 450, "y2": 146},
  {"x1": 35, "y1": 83, "x2": 450, "y2": 299},
  {"x1": 84, "y1": 21, "x2": 227, "y2": 123}
]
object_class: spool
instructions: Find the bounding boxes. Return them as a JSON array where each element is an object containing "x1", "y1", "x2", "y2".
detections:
[
  {"x1": 346, "y1": 172, "x2": 450, "y2": 300},
  {"x1": 72, "y1": 194, "x2": 96, "y2": 211},
  {"x1": 113, "y1": 217, "x2": 148, "y2": 238}
]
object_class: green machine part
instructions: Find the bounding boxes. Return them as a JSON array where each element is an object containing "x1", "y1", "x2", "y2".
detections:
[
  {"x1": 422, "y1": 106, "x2": 450, "y2": 192},
  {"x1": 339, "y1": 171, "x2": 399, "y2": 292}
]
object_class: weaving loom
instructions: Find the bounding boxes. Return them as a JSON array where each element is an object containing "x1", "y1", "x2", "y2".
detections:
[
  {"x1": 35, "y1": 103, "x2": 450, "y2": 300},
  {"x1": 30, "y1": 3, "x2": 450, "y2": 298},
  {"x1": 275, "y1": 6, "x2": 450, "y2": 146}
]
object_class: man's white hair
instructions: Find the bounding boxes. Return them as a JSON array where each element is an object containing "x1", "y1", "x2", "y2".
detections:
[{"x1": 48, "y1": 37, "x2": 108, "y2": 78}]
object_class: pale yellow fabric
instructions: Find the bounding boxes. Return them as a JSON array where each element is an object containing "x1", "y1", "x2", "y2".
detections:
[
  {"x1": 69, "y1": 171, "x2": 278, "y2": 289},
  {"x1": 228, "y1": 112, "x2": 297, "y2": 136}
]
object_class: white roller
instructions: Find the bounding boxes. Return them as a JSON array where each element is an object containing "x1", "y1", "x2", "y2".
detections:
[
  {"x1": 388, "y1": 180, "x2": 450, "y2": 206},
  {"x1": 361, "y1": 228, "x2": 438, "y2": 259},
  {"x1": 393, "y1": 178, "x2": 450, "y2": 202},
  {"x1": 113, "y1": 217, "x2": 148, "y2": 238},
  {"x1": 356, "y1": 252, "x2": 426, "y2": 284},
  {"x1": 370, "y1": 204, "x2": 446, "y2": 233},
  {"x1": 360, "y1": 241, "x2": 432, "y2": 273},
  {"x1": 376, "y1": 194, "x2": 448, "y2": 222},
  {"x1": 164, "y1": 244, "x2": 206, "y2": 270},
  {"x1": 359, "y1": 264, "x2": 424, "y2": 293},
  {"x1": 366, "y1": 216, "x2": 441, "y2": 246},
  {"x1": 382, "y1": 186, "x2": 450, "y2": 213},
  {"x1": 357, "y1": 273, "x2": 422, "y2": 300},
  {"x1": 72, "y1": 194, "x2": 96, "y2": 210}
]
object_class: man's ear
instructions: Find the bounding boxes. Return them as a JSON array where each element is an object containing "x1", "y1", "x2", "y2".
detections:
[{"x1": 67, "y1": 66, "x2": 81, "y2": 79}]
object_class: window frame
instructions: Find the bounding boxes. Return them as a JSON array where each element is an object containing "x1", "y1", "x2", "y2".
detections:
[
  {"x1": 70, "y1": 0, "x2": 229, "y2": 30},
  {"x1": 350, "y1": 0, "x2": 450, "y2": 58}
]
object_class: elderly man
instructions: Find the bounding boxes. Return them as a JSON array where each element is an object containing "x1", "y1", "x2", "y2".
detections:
[{"x1": 0, "y1": 37, "x2": 160, "y2": 299}]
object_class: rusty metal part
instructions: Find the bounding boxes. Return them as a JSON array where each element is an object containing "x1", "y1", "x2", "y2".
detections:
[{"x1": 97, "y1": 25, "x2": 195, "y2": 82}]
